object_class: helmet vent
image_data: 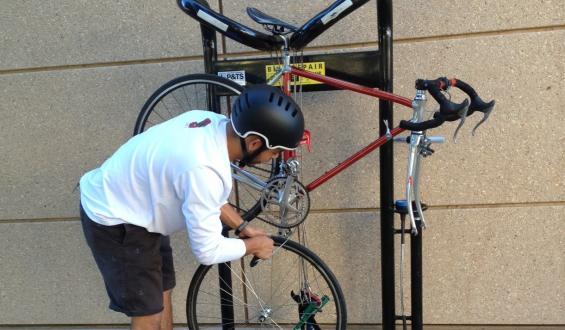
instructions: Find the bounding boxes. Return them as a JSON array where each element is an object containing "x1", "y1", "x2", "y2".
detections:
[
  {"x1": 269, "y1": 92, "x2": 275, "y2": 102},
  {"x1": 291, "y1": 109, "x2": 298, "y2": 117},
  {"x1": 285, "y1": 102, "x2": 291, "y2": 111},
  {"x1": 277, "y1": 96, "x2": 283, "y2": 106}
]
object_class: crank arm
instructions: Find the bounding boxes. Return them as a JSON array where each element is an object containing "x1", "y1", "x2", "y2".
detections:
[{"x1": 278, "y1": 175, "x2": 296, "y2": 223}]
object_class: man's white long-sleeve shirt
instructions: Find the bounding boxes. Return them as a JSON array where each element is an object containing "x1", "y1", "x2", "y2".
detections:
[{"x1": 79, "y1": 110, "x2": 246, "y2": 265}]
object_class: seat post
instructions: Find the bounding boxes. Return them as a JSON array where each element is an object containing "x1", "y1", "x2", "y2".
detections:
[{"x1": 279, "y1": 35, "x2": 292, "y2": 95}]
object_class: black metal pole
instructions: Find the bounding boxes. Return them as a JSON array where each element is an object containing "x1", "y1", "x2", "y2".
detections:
[
  {"x1": 200, "y1": 24, "x2": 217, "y2": 74},
  {"x1": 377, "y1": 0, "x2": 395, "y2": 329},
  {"x1": 218, "y1": 226, "x2": 235, "y2": 330},
  {"x1": 218, "y1": 261, "x2": 235, "y2": 330},
  {"x1": 411, "y1": 219, "x2": 423, "y2": 330},
  {"x1": 200, "y1": 23, "x2": 222, "y2": 112},
  {"x1": 201, "y1": 21, "x2": 235, "y2": 329}
]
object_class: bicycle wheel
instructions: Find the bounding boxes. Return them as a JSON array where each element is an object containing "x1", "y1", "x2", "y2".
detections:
[
  {"x1": 134, "y1": 73, "x2": 276, "y2": 221},
  {"x1": 186, "y1": 236, "x2": 347, "y2": 329}
]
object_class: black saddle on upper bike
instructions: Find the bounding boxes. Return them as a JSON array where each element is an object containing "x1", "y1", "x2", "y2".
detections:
[
  {"x1": 246, "y1": 7, "x2": 298, "y2": 34},
  {"x1": 177, "y1": 0, "x2": 371, "y2": 51}
]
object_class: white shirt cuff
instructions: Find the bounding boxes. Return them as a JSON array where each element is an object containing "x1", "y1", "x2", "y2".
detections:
[{"x1": 210, "y1": 237, "x2": 247, "y2": 265}]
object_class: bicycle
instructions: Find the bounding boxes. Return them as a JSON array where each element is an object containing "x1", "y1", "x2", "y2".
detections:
[{"x1": 134, "y1": 0, "x2": 495, "y2": 329}]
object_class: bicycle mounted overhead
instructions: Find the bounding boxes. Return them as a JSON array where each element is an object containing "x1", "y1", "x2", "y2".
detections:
[
  {"x1": 176, "y1": 0, "x2": 496, "y2": 235},
  {"x1": 178, "y1": 0, "x2": 494, "y2": 134},
  {"x1": 177, "y1": 0, "x2": 371, "y2": 51}
]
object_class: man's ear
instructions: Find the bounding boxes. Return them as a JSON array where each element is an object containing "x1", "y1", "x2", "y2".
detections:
[{"x1": 245, "y1": 135, "x2": 264, "y2": 152}]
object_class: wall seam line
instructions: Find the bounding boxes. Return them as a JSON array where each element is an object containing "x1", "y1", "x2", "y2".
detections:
[
  {"x1": 1, "y1": 24, "x2": 563, "y2": 76},
  {"x1": 1, "y1": 201, "x2": 564, "y2": 224}
]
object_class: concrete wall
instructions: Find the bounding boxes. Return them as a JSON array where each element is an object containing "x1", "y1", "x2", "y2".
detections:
[{"x1": 1, "y1": 0, "x2": 563, "y2": 326}]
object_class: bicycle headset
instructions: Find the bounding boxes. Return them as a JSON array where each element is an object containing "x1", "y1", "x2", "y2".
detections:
[{"x1": 230, "y1": 85, "x2": 305, "y2": 166}]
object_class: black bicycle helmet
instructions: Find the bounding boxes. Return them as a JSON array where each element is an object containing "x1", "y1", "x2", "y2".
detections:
[{"x1": 231, "y1": 85, "x2": 305, "y2": 151}]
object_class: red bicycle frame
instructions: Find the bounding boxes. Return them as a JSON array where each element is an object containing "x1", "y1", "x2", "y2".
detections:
[{"x1": 281, "y1": 66, "x2": 413, "y2": 192}]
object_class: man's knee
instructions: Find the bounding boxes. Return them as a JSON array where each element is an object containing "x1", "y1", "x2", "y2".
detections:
[{"x1": 131, "y1": 311, "x2": 163, "y2": 330}]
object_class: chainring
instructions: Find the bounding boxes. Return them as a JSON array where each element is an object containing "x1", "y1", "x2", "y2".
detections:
[{"x1": 259, "y1": 176, "x2": 310, "y2": 229}]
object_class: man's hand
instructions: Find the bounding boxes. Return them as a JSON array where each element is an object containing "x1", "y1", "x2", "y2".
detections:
[
  {"x1": 221, "y1": 203, "x2": 272, "y2": 259},
  {"x1": 244, "y1": 236, "x2": 274, "y2": 260},
  {"x1": 238, "y1": 224, "x2": 267, "y2": 238}
]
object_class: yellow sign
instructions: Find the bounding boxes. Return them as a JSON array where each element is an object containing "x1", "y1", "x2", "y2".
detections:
[{"x1": 265, "y1": 62, "x2": 326, "y2": 86}]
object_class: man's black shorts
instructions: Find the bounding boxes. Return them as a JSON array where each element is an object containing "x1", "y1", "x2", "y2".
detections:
[{"x1": 80, "y1": 205, "x2": 176, "y2": 317}]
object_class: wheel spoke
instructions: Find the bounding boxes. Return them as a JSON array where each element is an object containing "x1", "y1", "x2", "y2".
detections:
[{"x1": 188, "y1": 237, "x2": 345, "y2": 329}]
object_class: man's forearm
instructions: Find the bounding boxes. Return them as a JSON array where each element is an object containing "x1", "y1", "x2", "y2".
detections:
[{"x1": 219, "y1": 203, "x2": 244, "y2": 229}]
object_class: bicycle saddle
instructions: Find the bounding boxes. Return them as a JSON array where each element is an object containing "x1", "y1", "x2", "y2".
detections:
[{"x1": 246, "y1": 7, "x2": 298, "y2": 34}]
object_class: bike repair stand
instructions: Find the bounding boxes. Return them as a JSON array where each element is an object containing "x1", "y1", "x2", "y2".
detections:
[
  {"x1": 197, "y1": 0, "x2": 423, "y2": 328},
  {"x1": 377, "y1": 1, "x2": 424, "y2": 328},
  {"x1": 393, "y1": 200, "x2": 426, "y2": 329}
]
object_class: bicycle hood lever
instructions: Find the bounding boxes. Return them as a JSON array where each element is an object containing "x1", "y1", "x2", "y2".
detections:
[
  {"x1": 452, "y1": 103, "x2": 470, "y2": 142},
  {"x1": 448, "y1": 78, "x2": 496, "y2": 136},
  {"x1": 472, "y1": 101, "x2": 495, "y2": 136}
]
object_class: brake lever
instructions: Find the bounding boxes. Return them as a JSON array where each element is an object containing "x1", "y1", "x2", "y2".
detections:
[
  {"x1": 448, "y1": 78, "x2": 496, "y2": 136},
  {"x1": 452, "y1": 102, "x2": 470, "y2": 142},
  {"x1": 395, "y1": 135, "x2": 445, "y2": 234},
  {"x1": 472, "y1": 102, "x2": 495, "y2": 135}
]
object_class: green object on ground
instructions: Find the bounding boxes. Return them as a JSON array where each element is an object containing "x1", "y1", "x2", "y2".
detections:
[{"x1": 293, "y1": 295, "x2": 330, "y2": 330}]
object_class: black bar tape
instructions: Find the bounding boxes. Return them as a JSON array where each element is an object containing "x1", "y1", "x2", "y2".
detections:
[
  {"x1": 415, "y1": 77, "x2": 450, "y2": 91},
  {"x1": 433, "y1": 110, "x2": 460, "y2": 123},
  {"x1": 452, "y1": 79, "x2": 495, "y2": 115},
  {"x1": 234, "y1": 221, "x2": 250, "y2": 236},
  {"x1": 399, "y1": 116, "x2": 445, "y2": 131},
  {"x1": 415, "y1": 77, "x2": 469, "y2": 116},
  {"x1": 428, "y1": 85, "x2": 470, "y2": 116},
  {"x1": 453, "y1": 79, "x2": 478, "y2": 98}
]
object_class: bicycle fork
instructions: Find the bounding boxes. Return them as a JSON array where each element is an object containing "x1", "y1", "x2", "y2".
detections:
[
  {"x1": 395, "y1": 90, "x2": 445, "y2": 329},
  {"x1": 402, "y1": 90, "x2": 446, "y2": 235}
]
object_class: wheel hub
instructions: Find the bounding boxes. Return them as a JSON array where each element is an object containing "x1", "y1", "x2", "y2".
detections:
[{"x1": 258, "y1": 307, "x2": 273, "y2": 323}]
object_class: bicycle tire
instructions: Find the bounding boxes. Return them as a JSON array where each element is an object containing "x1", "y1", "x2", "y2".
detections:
[
  {"x1": 186, "y1": 236, "x2": 347, "y2": 329},
  {"x1": 133, "y1": 73, "x2": 276, "y2": 221}
]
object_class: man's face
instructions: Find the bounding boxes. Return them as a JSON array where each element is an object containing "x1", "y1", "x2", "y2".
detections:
[
  {"x1": 249, "y1": 148, "x2": 283, "y2": 164},
  {"x1": 244, "y1": 136, "x2": 284, "y2": 165}
]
